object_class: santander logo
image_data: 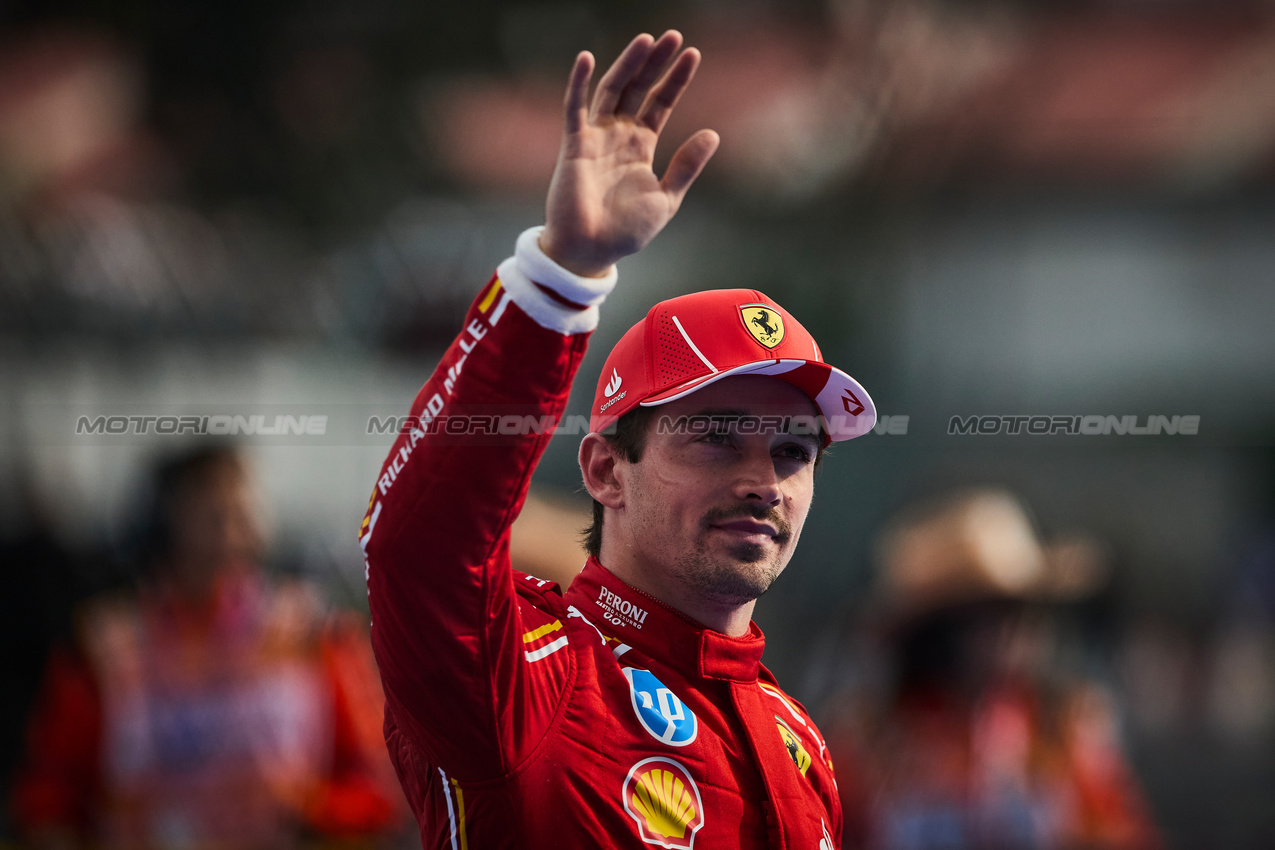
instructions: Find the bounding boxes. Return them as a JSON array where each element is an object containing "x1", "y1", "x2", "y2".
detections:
[{"x1": 605, "y1": 368, "x2": 623, "y2": 397}]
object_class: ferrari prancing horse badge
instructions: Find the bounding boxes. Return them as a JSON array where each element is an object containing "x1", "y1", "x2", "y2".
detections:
[{"x1": 739, "y1": 305, "x2": 785, "y2": 349}]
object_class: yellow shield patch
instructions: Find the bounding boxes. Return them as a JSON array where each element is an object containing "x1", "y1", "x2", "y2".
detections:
[
  {"x1": 776, "y1": 722, "x2": 811, "y2": 777},
  {"x1": 740, "y1": 305, "x2": 785, "y2": 349}
]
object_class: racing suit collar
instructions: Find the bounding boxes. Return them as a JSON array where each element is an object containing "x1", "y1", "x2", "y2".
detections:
[{"x1": 564, "y1": 557, "x2": 765, "y2": 683}]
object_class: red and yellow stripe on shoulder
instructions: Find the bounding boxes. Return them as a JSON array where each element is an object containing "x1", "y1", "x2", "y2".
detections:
[
  {"x1": 359, "y1": 486, "x2": 380, "y2": 553},
  {"x1": 477, "y1": 274, "x2": 511, "y2": 324},
  {"x1": 521, "y1": 615, "x2": 569, "y2": 663},
  {"x1": 515, "y1": 573, "x2": 571, "y2": 663}
]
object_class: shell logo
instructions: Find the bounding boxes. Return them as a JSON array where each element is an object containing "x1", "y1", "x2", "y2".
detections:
[{"x1": 622, "y1": 757, "x2": 705, "y2": 849}]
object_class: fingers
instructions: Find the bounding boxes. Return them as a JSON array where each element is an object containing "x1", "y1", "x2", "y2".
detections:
[
  {"x1": 660, "y1": 129, "x2": 720, "y2": 205},
  {"x1": 588, "y1": 33, "x2": 656, "y2": 122},
  {"x1": 637, "y1": 47, "x2": 702, "y2": 134},
  {"x1": 562, "y1": 51, "x2": 595, "y2": 134},
  {"x1": 614, "y1": 30, "x2": 683, "y2": 118}
]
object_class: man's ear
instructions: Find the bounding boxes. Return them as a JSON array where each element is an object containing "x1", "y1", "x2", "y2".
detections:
[{"x1": 579, "y1": 433, "x2": 625, "y2": 510}]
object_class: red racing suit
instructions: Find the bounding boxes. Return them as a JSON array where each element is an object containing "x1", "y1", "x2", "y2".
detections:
[{"x1": 360, "y1": 230, "x2": 843, "y2": 849}]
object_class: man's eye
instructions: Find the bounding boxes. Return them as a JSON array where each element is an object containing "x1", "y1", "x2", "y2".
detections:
[
  {"x1": 777, "y1": 444, "x2": 813, "y2": 463},
  {"x1": 699, "y1": 430, "x2": 730, "y2": 445}
]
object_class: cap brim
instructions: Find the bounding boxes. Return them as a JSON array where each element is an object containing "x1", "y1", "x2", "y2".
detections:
[{"x1": 639, "y1": 358, "x2": 876, "y2": 441}]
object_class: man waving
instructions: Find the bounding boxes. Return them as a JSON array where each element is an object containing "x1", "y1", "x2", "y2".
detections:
[{"x1": 361, "y1": 30, "x2": 876, "y2": 849}]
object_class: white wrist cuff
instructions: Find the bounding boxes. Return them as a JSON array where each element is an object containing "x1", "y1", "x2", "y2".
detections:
[
  {"x1": 516, "y1": 226, "x2": 617, "y2": 306},
  {"x1": 495, "y1": 226, "x2": 618, "y2": 335}
]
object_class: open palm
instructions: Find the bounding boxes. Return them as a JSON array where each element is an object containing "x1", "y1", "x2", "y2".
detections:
[{"x1": 540, "y1": 31, "x2": 720, "y2": 278}]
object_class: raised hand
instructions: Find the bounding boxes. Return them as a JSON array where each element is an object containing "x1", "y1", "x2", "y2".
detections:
[{"x1": 539, "y1": 31, "x2": 720, "y2": 278}]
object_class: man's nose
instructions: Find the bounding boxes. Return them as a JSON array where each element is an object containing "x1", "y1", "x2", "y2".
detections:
[{"x1": 732, "y1": 448, "x2": 782, "y2": 506}]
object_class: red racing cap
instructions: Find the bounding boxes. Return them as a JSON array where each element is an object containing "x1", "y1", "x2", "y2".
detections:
[{"x1": 589, "y1": 289, "x2": 876, "y2": 442}]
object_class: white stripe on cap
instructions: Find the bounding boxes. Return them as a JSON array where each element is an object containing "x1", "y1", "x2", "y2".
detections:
[{"x1": 671, "y1": 315, "x2": 719, "y2": 373}]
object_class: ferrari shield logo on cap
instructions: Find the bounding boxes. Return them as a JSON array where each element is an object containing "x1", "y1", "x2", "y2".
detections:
[{"x1": 739, "y1": 305, "x2": 785, "y2": 349}]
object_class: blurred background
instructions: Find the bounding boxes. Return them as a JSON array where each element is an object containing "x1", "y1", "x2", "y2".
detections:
[{"x1": 1, "y1": 0, "x2": 1273, "y2": 847}]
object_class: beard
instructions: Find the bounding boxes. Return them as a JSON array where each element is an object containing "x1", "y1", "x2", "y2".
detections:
[{"x1": 674, "y1": 505, "x2": 794, "y2": 606}]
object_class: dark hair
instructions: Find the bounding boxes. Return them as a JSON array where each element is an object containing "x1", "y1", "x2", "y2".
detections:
[
  {"x1": 580, "y1": 404, "x2": 828, "y2": 559},
  {"x1": 137, "y1": 444, "x2": 245, "y2": 573},
  {"x1": 582, "y1": 406, "x2": 656, "y2": 558}
]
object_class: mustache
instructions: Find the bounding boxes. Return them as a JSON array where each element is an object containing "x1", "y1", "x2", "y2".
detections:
[{"x1": 701, "y1": 504, "x2": 792, "y2": 541}]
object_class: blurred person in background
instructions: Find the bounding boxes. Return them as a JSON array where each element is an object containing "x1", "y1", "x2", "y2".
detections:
[
  {"x1": 821, "y1": 489, "x2": 1160, "y2": 850},
  {"x1": 10, "y1": 445, "x2": 404, "y2": 849},
  {"x1": 0, "y1": 472, "x2": 87, "y2": 844}
]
